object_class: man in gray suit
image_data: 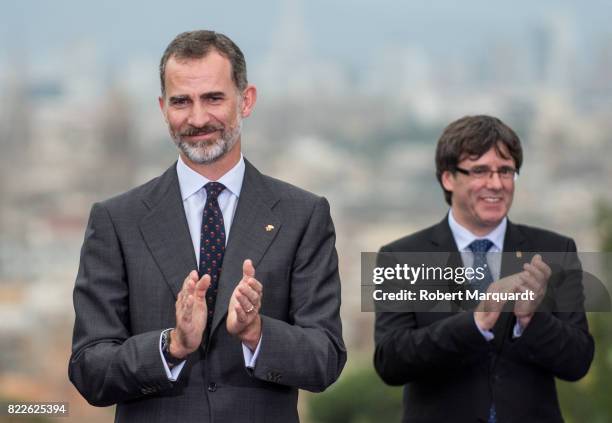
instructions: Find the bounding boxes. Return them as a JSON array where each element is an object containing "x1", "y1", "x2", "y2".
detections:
[{"x1": 69, "y1": 30, "x2": 346, "y2": 422}]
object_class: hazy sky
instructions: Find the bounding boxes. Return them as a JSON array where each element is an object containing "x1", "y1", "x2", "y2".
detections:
[{"x1": 2, "y1": 0, "x2": 612, "y2": 70}]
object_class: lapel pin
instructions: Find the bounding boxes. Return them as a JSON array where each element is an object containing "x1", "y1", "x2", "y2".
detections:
[
  {"x1": 516, "y1": 251, "x2": 522, "y2": 258},
  {"x1": 265, "y1": 224, "x2": 275, "y2": 232}
]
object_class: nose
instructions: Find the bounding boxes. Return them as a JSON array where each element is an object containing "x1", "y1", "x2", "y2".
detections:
[
  {"x1": 486, "y1": 171, "x2": 504, "y2": 190},
  {"x1": 187, "y1": 101, "x2": 210, "y2": 128}
]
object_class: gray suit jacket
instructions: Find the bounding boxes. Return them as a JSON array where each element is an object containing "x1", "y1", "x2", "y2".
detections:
[{"x1": 69, "y1": 159, "x2": 346, "y2": 423}]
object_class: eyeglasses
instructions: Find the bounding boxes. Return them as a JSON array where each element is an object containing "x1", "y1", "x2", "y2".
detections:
[{"x1": 454, "y1": 166, "x2": 518, "y2": 181}]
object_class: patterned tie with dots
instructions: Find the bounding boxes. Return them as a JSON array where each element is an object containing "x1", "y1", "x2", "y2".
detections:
[
  {"x1": 199, "y1": 182, "x2": 226, "y2": 340},
  {"x1": 468, "y1": 238, "x2": 496, "y2": 423}
]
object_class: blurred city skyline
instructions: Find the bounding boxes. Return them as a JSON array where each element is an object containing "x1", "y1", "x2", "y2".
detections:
[
  {"x1": 3, "y1": 1, "x2": 612, "y2": 121},
  {"x1": 3, "y1": 0, "x2": 612, "y2": 66}
]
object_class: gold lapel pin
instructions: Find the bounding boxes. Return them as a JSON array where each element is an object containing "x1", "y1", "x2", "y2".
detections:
[
  {"x1": 265, "y1": 224, "x2": 275, "y2": 232},
  {"x1": 516, "y1": 251, "x2": 522, "y2": 258}
]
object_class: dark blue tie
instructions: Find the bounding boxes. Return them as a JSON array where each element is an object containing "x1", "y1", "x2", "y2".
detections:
[
  {"x1": 199, "y1": 182, "x2": 226, "y2": 339},
  {"x1": 469, "y1": 239, "x2": 494, "y2": 292},
  {"x1": 468, "y1": 238, "x2": 496, "y2": 423}
]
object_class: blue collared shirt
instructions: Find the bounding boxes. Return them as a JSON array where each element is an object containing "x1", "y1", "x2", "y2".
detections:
[{"x1": 448, "y1": 209, "x2": 506, "y2": 281}]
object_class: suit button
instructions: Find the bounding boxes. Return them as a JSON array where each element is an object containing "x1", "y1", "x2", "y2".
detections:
[{"x1": 208, "y1": 382, "x2": 217, "y2": 392}]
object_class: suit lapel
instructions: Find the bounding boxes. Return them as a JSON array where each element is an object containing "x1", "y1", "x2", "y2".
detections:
[
  {"x1": 429, "y1": 217, "x2": 464, "y2": 312},
  {"x1": 492, "y1": 220, "x2": 530, "y2": 345},
  {"x1": 430, "y1": 216, "x2": 460, "y2": 253},
  {"x1": 500, "y1": 220, "x2": 529, "y2": 277},
  {"x1": 210, "y1": 160, "x2": 281, "y2": 337},
  {"x1": 139, "y1": 164, "x2": 198, "y2": 298}
]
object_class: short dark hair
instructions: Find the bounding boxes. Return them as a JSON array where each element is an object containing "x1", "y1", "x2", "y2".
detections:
[
  {"x1": 435, "y1": 115, "x2": 523, "y2": 205},
  {"x1": 159, "y1": 30, "x2": 247, "y2": 96}
]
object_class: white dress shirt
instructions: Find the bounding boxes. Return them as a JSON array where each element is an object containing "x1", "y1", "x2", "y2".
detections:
[
  {"x1": 160, "y1": 154, "x2": 262, "y2": 381},
  {"x1": 447, "y1": 209, "x2": 523, "y2": 341}
]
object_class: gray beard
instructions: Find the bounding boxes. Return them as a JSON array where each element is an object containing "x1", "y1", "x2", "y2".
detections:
[{"x1": 173, "y1": 119, "x2": 242, "y2": 164}]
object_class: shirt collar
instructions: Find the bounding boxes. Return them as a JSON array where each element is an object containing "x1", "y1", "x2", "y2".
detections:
[
  {"x1": 447, "y1": 208, "x2": 506, "y2": 252},
  {"x1": 176, "y1": 154, "x2": 245, "y2": 201}
]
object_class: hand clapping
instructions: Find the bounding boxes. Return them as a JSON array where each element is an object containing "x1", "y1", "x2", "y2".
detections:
[{"x1": 227, "y1": 259, "x2": 263, "y2": 350}]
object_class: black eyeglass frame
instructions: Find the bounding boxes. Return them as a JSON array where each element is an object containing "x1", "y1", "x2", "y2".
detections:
[{"x1": 454, "y1": 166, "x2": 519, "y2": 181}]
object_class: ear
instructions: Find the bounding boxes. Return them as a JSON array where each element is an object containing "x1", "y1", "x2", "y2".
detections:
[
  {"x1": 158, "y1": 96, "x2": 168, "y2": 123},
  {"x1": 239, "y1": 84, "x2": 257, "y2": 118},
  {"x1": 441, "y1": 170, "x2": 455, "y2": 193}
]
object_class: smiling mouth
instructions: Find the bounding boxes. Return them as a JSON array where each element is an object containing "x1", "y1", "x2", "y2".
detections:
[
  {"x1": 182, "y1": 130, "x2": 220, "y2": 140},
  {"x1": 481, "y1": 197, "x2": 502, "y2": 203}
]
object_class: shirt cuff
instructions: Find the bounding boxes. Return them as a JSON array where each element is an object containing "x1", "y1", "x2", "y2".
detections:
[
  {"x1": 159, "y1": 330, "x2": 187, "y2": 381},
  {"x1": 242, "y1": 335, "x2": 262, "y2": 368},
  {"x1": 473, "y1": 314, "x2": 495, "y2": 341},
  {"x1": 512, "y1": 321, "x2": 524, "y2": 338}
]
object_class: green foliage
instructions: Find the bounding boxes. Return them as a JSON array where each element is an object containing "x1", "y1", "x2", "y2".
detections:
[
  {"x1": 595, "y1": 201, "x2": 612, "y2": 251},
  {"x1": 557, "y1": 312, "x2": 612, "y2": 423},
  {"x1": 557, "y1": 201, "x2": 612, "y2": 423},
  {"x1": 308, "y1": 363, "x2": 402, "y2": 423}
]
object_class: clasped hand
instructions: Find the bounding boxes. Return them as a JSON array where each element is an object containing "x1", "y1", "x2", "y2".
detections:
[
  {"x1": 474, "y1": 254, "x2": 551, "y2": 331},
  {"x1": 170, "y1": 259, "x2": 263, "y2": 359}
]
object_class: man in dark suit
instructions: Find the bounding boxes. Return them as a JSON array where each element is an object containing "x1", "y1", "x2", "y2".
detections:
[
  {"x1": 69, "y1": 30, "x2": 346, "y2": 423},
  {"x1": 374, "y1": 115, "x2": 594, "y2": 422}
]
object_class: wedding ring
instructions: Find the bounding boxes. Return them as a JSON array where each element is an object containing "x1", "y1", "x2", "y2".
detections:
[{"x1": 246, "y1": 306, "x2": 254, "y2": 313}]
